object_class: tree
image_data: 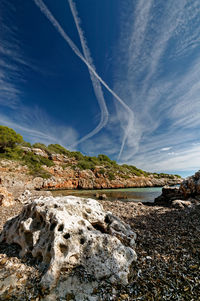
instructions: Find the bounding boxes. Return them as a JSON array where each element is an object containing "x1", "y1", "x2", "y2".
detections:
[{"x1": 0, "y1": 125, "x2": 23, "y2": 152}]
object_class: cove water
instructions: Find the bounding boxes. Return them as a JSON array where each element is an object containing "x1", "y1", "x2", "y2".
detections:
[{"x1": 52, "y1": 187, "x2": 163, "y2": 203}]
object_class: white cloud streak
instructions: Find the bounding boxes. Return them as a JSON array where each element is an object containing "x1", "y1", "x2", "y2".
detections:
[
  {"x1": 33, "y1": 0, "x2": 134, "y2": 159},
  {"x1": 0, "y1": 106, "x2": 78, "y2": 148},
  {"x1": 113, "y1": 0, "x2": 200, "y2": 173},
  {"x1": 68, "y1": 0, "x2": 109, "y2": 146},
  {"x1": 161, "y1": 147, "x2": 172, "y2": 152}
]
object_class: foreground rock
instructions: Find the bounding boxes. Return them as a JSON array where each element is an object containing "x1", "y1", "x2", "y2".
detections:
[{"x1": 0, "y1": 196, "x2": 137, "y2": 300}]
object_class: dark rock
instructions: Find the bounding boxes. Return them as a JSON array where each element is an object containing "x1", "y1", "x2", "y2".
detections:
[{"x1": 154, "y1": 186, "x2": 184, "y2": 206}]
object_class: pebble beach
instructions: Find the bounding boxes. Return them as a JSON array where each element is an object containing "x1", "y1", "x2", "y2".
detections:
[{"x1": 0, "y1": 199, "x2": 199, "y2": 300}]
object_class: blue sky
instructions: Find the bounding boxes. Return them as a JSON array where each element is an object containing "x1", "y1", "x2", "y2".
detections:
[{"x1": 1, "y1": 0, "x2": 200, "y2": 177}]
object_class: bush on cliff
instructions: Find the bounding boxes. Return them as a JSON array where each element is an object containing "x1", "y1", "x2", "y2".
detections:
[
  {"x1": 20, "y1": 141, "x2": 32, "y2": 148},
  {"x1": 0, "y1": 126, "x2": 23, "y2": 152},
  {"x1": 47, "y1": 144, "x2": 70, "y2": 156},
  {"x1": 69, "y1": 151, "x2": 84, "y2": 161},
  {"x1": 32, "y1": 143, "x2": 51, "y2": 155},
  {"x1": 24, "y1": 153, "x2": 53, "y2": 179},
  {"x1": 107, "y1": 171, "x2": 115, "y2": 181},
  {"x1": 0, "y1": 146, "x2": 53, "y2": 178},
  {"x1": 77, "y1": 159, "x2": 95, "y2": 170}
]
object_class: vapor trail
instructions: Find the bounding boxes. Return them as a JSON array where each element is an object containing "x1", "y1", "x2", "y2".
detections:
[
  {"x1": 33, "y1": 0, "x2": 134, "y2": 158},
  {"x1": 68, "y1": 0, "x2": 109, "y2": 146}
]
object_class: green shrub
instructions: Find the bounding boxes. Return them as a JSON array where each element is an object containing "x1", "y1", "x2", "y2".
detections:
[
  {"x1": 20, "y1": 141, "x2": 32, "y2": 148},
  {"x1": 0, "y1": 146, "x2": 23, "y2": 160},
  {"x1": 0, "y1": 126, "x2": 23, "y2": 152},
  {"x1": 175, "y1": 174, "x2": 181, "y2": 178},
  {"x1": 47, "y1": 144, "x2": 70, "y2": 156},
  {"x1": 99, "y1": 168, "x2": 105, "y2": 175},
  {"x1": 22, "y1": 152, "x2": 54, "y2": 178},
  {"x1": 98, "y1": 154, "x2": 112, "y2": 163},
  {"x1": 23, "y1": 152, "x2": 54, "y2": 168},
  {"x1": 107, "y1": 171, "x2": 115, "y2": 181},
  {"x1": 28, "y1": 166, "x2": 52, "y2": 179},
  {"x1": 70, "y1": 151, "x2": 84, "y2": 161},
  {"x1": 119, "y1": 173, "x2": 130, "y2": 179},
  {"x1": 86, "y1": 156, "x2": 100, "y2": 165},
  {"x1": 77, "y1": 160, "x2": 95, "y2": 170}
]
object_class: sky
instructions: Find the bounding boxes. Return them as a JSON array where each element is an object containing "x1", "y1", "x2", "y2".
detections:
[{"x1": 1, "y1": 0, "x2": 200, "y2": 177}]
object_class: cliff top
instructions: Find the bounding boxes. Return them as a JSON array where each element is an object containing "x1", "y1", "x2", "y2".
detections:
[{"x1": 0, "y1": 125, "x2": 181, "y2": 181}]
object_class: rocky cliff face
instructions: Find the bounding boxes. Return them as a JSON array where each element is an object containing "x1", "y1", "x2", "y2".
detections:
[{"x1": 0, "y1": 149, "x2": 182, "y2": 192}]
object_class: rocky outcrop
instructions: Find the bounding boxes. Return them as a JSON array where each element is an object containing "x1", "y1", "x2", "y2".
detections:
[
  {"x1": 0, "y1": 196, "x2": 137, "y2": 299},
  {"x1": 154, "y1": 170, "x2": 200, "y2": 207},
  {"x1": 179, "y1": 170, "x2": 200, "y2": 198},
  {"x1": 154, "y1": 186, "x2": 184, "y2": 206}
]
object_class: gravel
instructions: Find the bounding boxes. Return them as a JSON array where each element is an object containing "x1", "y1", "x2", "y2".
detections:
[{"x1": 0, "y1": 199, "x2": 199, "y2": 300}]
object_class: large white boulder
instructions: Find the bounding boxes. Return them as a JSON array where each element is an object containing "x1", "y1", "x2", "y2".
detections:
[{"x1": 0, "y1": 196, "x2": 136, "y2": 298}]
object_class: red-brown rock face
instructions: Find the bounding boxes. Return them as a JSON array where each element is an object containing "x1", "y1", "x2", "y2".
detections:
[{"x1": 0, "y1": 157, "x2": 182, "y2": 191}]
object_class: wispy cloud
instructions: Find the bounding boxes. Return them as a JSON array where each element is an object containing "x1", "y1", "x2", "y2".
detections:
[
  {"x1": 113, "y1": 0, "x2": 200, "y2": 174},
  {"x1": 0, "y1": 105, "x2": 78, "y2": 148},
  {"x1": 0, "y1": 0, "x2": 79, "y2": 149},
  {"x1": 33, "y1": 0, "x2": 135, "y2": 160},
  {"x1": 68, "y1": 0, "x2": 109, "y2": 145},
  {"x1": 161, "y1": 147, "x2": 172, "y2": 152},
  {"x1": 0, "y1": 37, "x2": 21, "y2": 108},
  {"x1": 0, "y1": 1, "x2": 41, "y2": 108}
]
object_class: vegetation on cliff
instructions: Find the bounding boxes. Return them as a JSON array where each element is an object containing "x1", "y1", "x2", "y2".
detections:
[
  {"x1": 0, "y1": 125, "x2": 181, "y2": 180},
  {"x1": 0, "y1": 126, "x2": 23, "y2": 151}
]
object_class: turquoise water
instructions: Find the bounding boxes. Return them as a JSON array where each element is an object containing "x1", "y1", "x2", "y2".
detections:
[{"x1": 52, "y1": 187, "x2": 163, "y2": 203}]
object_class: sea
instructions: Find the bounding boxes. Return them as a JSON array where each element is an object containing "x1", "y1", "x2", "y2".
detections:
[{"x1": 52, "y1": 187, "x2": 164, "y2": 203}]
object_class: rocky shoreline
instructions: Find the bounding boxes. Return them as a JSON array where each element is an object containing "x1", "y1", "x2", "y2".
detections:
[
  {"x1": 0, "y1": 171, "x2": 199, "y2": 300},
  {"x1": 0, "y1": 197, "x2": 199, "y2": 300}
]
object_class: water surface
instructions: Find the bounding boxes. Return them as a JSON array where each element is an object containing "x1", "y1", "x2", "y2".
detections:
[{"x1": 52, "y1": 187, "x2": 163, "y2": 203}]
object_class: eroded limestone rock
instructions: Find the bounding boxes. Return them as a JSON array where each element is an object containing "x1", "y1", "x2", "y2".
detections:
[{"x1": 0, "y1": 196, "x2": 137, "y2": 294}]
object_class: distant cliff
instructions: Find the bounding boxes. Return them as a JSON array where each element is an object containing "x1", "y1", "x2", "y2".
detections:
[
  {"x1": 0, "y1": 148, "x2": 182, "y2": 191},
  {"x1": 0, "y1": 125, "x2": 182, "y2": 191}
]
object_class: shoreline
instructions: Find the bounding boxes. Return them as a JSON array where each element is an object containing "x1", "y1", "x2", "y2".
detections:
[
  {"x1": 0, "y1": 196, "x2": 199, "y2": 300},
  {"x1": 43, "y1": 185, "x2": 170, "y2": 191}
]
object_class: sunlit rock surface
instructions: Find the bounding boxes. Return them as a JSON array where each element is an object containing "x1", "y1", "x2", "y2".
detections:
[
  {"x1": 0, "y1": 196, "x2": 137, "y2": 299},
  {"x1": 0, "y1": 156, "x2": 182, "y2": 191},
  {"x1": 0, "y1": 187, "x2": 15, "y2": 207}
]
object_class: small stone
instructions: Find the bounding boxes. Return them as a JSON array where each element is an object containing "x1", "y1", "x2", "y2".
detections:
[
  {"x1": 120, "y1": 293, "x2": 129, "y2": 300},
  {"x1": 146, "y1": 256, "x2": 152, "y2": 260}
]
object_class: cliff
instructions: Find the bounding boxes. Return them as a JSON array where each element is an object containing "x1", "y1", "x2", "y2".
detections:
[
  {"x1": 0, "y1": 147, "x2": 182, "y2": 192},
  {"x1": 0, "y1": 125, "x2": 182, "y2": 191}
]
